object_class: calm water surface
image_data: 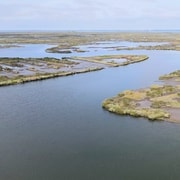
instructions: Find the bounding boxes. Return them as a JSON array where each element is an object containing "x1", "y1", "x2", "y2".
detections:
[{"x1": 0, "y1": 42, "x2": 180, "y2": 180}]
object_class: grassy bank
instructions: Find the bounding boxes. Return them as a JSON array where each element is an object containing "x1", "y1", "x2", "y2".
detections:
[
  {"x1": 102, "y1": 70, "x2": 180, "y2": 122},
  {"x1": 0, "y1": 67, "x2": 103, "y2": 86},
  {"x1": 0, "y1": 57, "x2": 103, "y2": 86},
  {"x1": 0, "y1": 54, "x2": 149, "y2": 87}
]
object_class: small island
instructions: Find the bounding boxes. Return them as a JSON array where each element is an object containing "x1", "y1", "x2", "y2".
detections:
[{"x1": 102, "y1": 70, "x2": 180, "y2": 123}]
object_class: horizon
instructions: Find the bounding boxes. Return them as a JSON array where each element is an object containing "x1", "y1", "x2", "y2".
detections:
[{"x1": 0, "y1": 29, "x2": 180, "y2": 33}]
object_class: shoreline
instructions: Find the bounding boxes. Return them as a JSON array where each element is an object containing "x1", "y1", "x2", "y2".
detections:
[
  {"x1": 0, "y1": 55, "x2": 148, "y2": 87},
  {"x1": 0, "y1": 67, "x2": 103, "y2": 87},
  {"x1": 102, "y1": 70, "x2": 180, "y2": 123},
  {"x1": 0, "y1": 57, "x2": 103, "y2": 86}
]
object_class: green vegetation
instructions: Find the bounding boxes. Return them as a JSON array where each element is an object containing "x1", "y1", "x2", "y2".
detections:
[
  {"x1": 159, "y1": 70, "x2": 180, "y2": 80},
  {"x1": 0, "y1": 57, "x2": 78, "y2": 73},
  {"x1": 46, "y1": 46, "x2": 87, "y2": 53},
  {"x1": 46, "y1": 48, "x2": 72, "y2": 53},
  {"x1": 102, "y1": 89, "x2": 170, "y2": 121},
  {"x1": 102, "y1": 71, "x2": 180, "y2": 122},
  {"x1": 0, "y1": 68, "x2": 103, "y2": 86},
  {"x1": 0, "y1": 54, "x2": 149, "y2": 87},
  {"x1": 0, "y1": 57, "x2": 103, "y2": 86}
]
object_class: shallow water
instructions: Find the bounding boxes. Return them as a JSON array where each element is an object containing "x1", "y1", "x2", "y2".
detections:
[
  {"x1": 0, "y1": 42, "x2": 180, "y2": 180},
  {"x1": 0, "y1": 41, "x2": 167, "y2": 58}
]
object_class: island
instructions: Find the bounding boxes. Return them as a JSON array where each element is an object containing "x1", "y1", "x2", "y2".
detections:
[{"x1": 102, "y1": 70, "x2": 180, "y2": 123}]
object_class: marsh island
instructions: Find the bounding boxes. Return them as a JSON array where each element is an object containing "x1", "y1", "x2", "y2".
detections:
[{"x1": 102, "y1": 70, "x2": 180, "y2": 123}]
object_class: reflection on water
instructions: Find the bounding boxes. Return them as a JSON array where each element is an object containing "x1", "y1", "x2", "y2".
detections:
[{"x1": 0, "y1": 41, "x2": 180, "y2": 180}]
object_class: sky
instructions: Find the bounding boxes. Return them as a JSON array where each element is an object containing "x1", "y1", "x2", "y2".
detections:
[{"x1": 0, "y1": 0, "x2": 179, "y2": 31}]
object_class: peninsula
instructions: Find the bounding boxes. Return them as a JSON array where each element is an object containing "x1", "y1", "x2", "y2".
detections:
[{"x1": 0, "y1": 55, "x2": 148, "y2": 86}]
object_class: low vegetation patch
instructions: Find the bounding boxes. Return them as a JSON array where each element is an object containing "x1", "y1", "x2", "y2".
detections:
[
  {"x1": 159, "y1": 70, "x2": 180, "y2": 81},
  {"x1": 102, "y1": 70, "x2": 180, "y2": 122},
  {"x1": 0, "y1": 57, "x2": 103, "y2": 86},
  {"x1": 0, "y1": 54, "x2": 148, "y2": 87},
  {"x1": 72, "y1": 55, "x2": 148, "y2": 67}
]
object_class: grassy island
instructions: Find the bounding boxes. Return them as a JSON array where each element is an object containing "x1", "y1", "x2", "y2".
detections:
[{"x1": 102, "y1": 70, "x2": 180, "y2": 123}]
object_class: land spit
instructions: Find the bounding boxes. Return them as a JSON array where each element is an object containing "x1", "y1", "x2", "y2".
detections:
[
  {"x1": 102, "y1": 70, "x2": 180, "y2": 123},
  {"x1": 71, "y1": 55, "x2": 148, "y2": 67},
  {"x1": 0, "y1": 55, "x2": 148, "y2": 86}
]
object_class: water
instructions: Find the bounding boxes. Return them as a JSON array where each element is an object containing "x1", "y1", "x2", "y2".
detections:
[
  {"x1": 0, "y1": 41, "x2": 166, "y2": 58},
  {"x1": 0, "y1": 42, "x2": 180, "y2": 179},
  {"x1": 0, "y1": 44, "x2": 54, "y2": 58}
]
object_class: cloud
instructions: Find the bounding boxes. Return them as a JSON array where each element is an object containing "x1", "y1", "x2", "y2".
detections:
[{"x1": 0, "y1": 0, "x2": 179, "y2": 30}]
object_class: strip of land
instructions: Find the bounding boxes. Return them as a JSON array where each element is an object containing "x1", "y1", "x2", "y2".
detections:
[
  {"x1": 0, "y1": 45, "x2": 21, "y2": 49},
  {"x1": 0, "y1": 57, "x2": 102, "y2": 86},
  {"x1": 71, "y1": 55, "x2": 148, "y2": 67},
  {"x1": 116, "y1": 43, "x2": 180, "y2": 51},
  {"x1": 0, "y1": 55, "x2": 148, "y2": 86},
  {"x1": 102, "y1": 70, "x2": 180, "y2": 123}
]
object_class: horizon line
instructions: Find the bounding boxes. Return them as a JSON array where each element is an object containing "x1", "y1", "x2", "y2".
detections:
[{"x1": 0, "y1": 29, "x2": 180, "y2": 34}]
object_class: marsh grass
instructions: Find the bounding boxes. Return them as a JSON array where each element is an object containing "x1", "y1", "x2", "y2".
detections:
[
  {"x1": 159, "y1": 70, "x2": 180, "y2": 80},
  {"x1": 72, "y1": 55, "x2": 148, "y2": 67},
  {"x1": 0, "y1": 57, "x2": 102, "y2": 86},
  {"x1": 102, "y1": 70, "x2": 180, "y2": 122}
]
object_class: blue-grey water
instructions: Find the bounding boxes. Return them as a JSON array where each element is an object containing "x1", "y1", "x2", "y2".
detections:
[
  {"x1": 0, "y1": 42, "x2": 180, "y2": 180},
  {"x1": 0, "y1": 41, "x2": 166, "y2": 58}
]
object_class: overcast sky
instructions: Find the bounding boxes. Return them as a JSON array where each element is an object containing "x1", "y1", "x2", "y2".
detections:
[{"x1": 0, "y1": 0, "x2": 179, "y2": 30}]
